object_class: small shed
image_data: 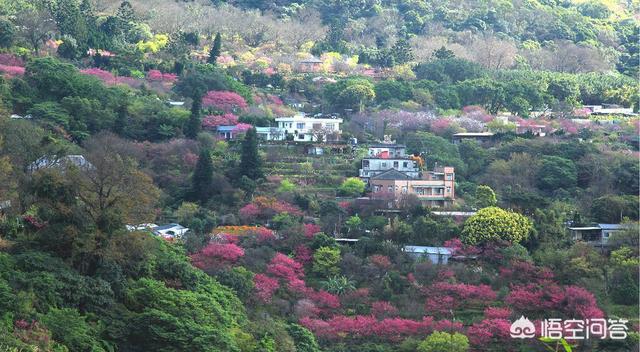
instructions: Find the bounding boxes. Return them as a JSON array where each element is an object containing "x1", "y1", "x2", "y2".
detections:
[{"x1": 403, "y1": 246, "x2": 453, "y2": 264}]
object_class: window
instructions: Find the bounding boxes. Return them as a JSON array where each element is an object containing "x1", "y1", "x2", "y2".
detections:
[
  {"x1": 298, "y1": 134, "x2": 305, "y2": 140},
  {"x1": 296, "y1": 123, "x2": 305, "y2": 129},
  {"x1": 374, "y1": 185, "x2": 380, "y2": 192},
  {"x1": 381, "y1": 162, "x2": 387, "y2": 168},
  {"x1": 446, "y1": 186, "x2": 451, "y2": 194},
  {"x1": 326, "y1": 123, "x2": 335, "y2": 130},
  {"x1": 403, "y1": 162, "x2": 408, "y2": 168},
  {"x1": 388, "y1": 186, "x2": 393, "y2": 192},
  {"x1": 446, "y1": 173, "x2": 453, "y2": 181},
  {"x1": 393, "y1": 161, "x2": 399, "y2": 168},
  {"x1": 401, "y1": 186, "x2": 407, "y2": 194},
  {"x1": 363, "y1": 160, "x2": 370, "y2": 168}
]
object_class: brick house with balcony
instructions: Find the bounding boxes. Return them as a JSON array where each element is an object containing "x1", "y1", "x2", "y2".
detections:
[{"x1": 369, "y1": 166, "x2": 455, "y2": 208}]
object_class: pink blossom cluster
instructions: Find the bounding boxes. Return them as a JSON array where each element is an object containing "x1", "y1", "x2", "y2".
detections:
[
  {"x1": 190, "y1": 243, "x2": 245, "y2": 270},
  {"x1": 146, "y1": 69, "x2": 178, "y2": 83},
  {"x1": 467, "y1": 318, "x2": 512, "y2": 345},
  {"x1": 0, "y1": 54, "x2": 24, "y2": 67},
  {"x1": 443, "y1": 238, "x2": 481, "y2": 256},
  {"x1": 202, "y1": 91, "x2": 248, "y2": 113},
  {"x1": 232, "y1": 123, "x2": 252, "y2": 133},
  {"x1": 424, "y1": 283, "x2": 497, "y2": 314},
  {"x1": 300, "y1": 315, "x2": 462, "y2": 341},
  {"x1": 370, "y1": 301, "x2": 398, "y2": 318},
  {"x1": 239, "y1": 196, "x2": 303, "y2": 221},
  {"x1": 80, "y1": 68, "x2": 142, "y2": 88},
  {"x1": 303, "y1": 223, "x2": 321, "y2": 238},
  {"x1": 268, "y1": 95, "x2": 283, "y2": 105},
  {"x1": 483, "y1": 307, "x2": 512, "y2": 320},
  {"x1": 294, "y1": 245, "x2": 313, "y2": 264},
  {"x1": 462, "y1": 105, "x2": 494, "y2": 122},
  {"x1": 267, "y1": 253, "x2": 304, "y2": 282},
  {"x1": 254, "y1": 273, "x2": 279, "y2": 303},
  {"x1": 201, "y1": 113, "x2": 239, "y2": 128},
  {"x1": 0, "y1": 64, "x2": 25, "y2": 77},
  {"x1": 499, "y1": 260, "x2": 555, "y2": 284},
  {"x1": 506, "y1": 284, "x2": 603, "y2": 319}
]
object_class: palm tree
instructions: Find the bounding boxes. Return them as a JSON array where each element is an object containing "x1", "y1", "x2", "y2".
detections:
[{"x1": 320, "y1": 275, "x2": 356, "y2": 295}]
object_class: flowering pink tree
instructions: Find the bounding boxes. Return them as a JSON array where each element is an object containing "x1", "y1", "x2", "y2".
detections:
[
  {"x1": 371, "y1": 301, "x2": 398, "y2": 318},
  {"x1": 0, "y1": 64, "x2": 25, "y2": 77},
  {"x1": 462, "y1": 105, "x2": 493, "y2": 122},
  {"x1": 424, "y1": 283, "x2": 497, "y2": 314},
  {"x1": 190, "y1": 243, "x2": 245, "y2": 270},
  {"x1": 295, "y1": 245, "x2": 314, "y2": 264},
  {"x1": 430, "y1": 118, "x2": 455, "y2": 135},
  {"x1": 483, "y1": 307, "x2": 512, "y2": 320},
  {"x1": 201, "y1": 113, "x2": 239, "y2": 129},
  {"x1": 267, "y1": 253, "x2": 304, "y2": 282},
  {"x1": 146, "y1": 69, "x2": 177, "y2": 83},
  {"x1": 0, "y1": 54, "x2": 24, "y2": 67},
  {"x1": 232, "y1": 123, "x2": 252, "y2": 133},
  {"x1": 467, "y1": 318, "x2": 512, "y2": 346},
  {"x1": 254, "y1": 273, "x2": 279, "y2": 303},
  {"x1": 81, "y1": 68, "x2": 116, "y2": 84},
  {"x1": 239, "y1": 196, "x2": 303, "y2": 222},
  {"x1": 304, "y1": 223, "x2": 322, "y2": 238},
  {"x1": 202, "y1": 91, "x2": 248, "y2": 113}
]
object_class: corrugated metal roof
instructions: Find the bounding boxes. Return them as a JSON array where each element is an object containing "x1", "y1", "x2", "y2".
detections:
[{"x1": 403, "y1": 246, "x2": 452, "y2": 255}]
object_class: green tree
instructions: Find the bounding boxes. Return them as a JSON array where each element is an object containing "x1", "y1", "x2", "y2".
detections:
[
  {"x1": 286, "y1": 324, "x2": 320, "y2": 352},
  {"x1": 325, "y1": 78, "x2": 375, "y2": 112},
  {"x1": 475, "y1": 185, "x2": 497, "y2": 208},
  {"x1": 590, "y1": 195, "x2": 639, "y2": 223},
  {"x1": 191, "y1": 148, "x2": 214, "y2": 203},
  {"x1": 312, "y1": 246, "x2": 341, "y2": 276},
  {"x1": 391, "y1": 38, "x2": 414, "y2": 64},
  {"x1": 208, "y1": 33, "x2": 222, "y2": 65},
  {"x1": 461, "y1": 207, "x2": 533, "y2": 245},
  {"x1": 418, "y1": 331, "x2": 469, "y2": 352},
  {"x1": 0, "y1": 18, "x2": 15, "y2": 48},
  {"x1": 41, "y1": 308, "x2": 107, "y2": 352},
  {"x1": 185, "y1": 94, "x2": 202, "y2": 139},
  {"x1": 432, "y1": 46, "x2": 455, "y2": 60},
  {"x1": 124, "y1": 278, "x2": 244, "y2": 351},
  {"x1": 536, "y1": 156, "x2": 577, "y2": 192},
  {"x1": 338, "y1": 177, "x2": 365, "y2": 197},
  {"x1": 239, "y1": 127, "x2": 263, "y2": 180},
  {"x1": 320, "y1": 275, "x2": 356, "y2": 295}
]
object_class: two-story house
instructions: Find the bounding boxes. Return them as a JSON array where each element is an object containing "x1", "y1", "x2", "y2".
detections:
[
  {"x1": 368, "y1": 166, "x2": 455, "y2": 208},
  {"x1": 360, "y1": 157, "x2": 420, "y2": 181},
  {"x1": 275, "y1": 114, "x2": 343, "y2": 142},
  {"x1": 360, "y1": 143, "x2": 422, "y2": 183}
]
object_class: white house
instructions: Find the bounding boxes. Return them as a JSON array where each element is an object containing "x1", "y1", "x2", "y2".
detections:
[
  {"x1": 152, "y1": 223, "x2": 189, "y2": 239},
  {"x1": 359, "y1": 157, "x2": 420, "y2": 180},
  {"x1": 275, "y1": 114, "x2": 343, "y2": 142},
  {"x1": 403, "y1": 246, "x2": 453, "y2": 264},
  {"x1": 367, "y1": 143, "x2": 407, "y2": 158},
  {"x1": 568, "y1": 223, "x2": 630, "y2": 248}
]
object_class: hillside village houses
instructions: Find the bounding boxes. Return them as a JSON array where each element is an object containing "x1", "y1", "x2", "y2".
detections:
[
  {"x1": 359, "y1": 138, "x2": 456, "y2": 208},
  {"x1": 216, "y1": 112, "x2": 343, "y2": 142},
  {"x1": 568, "y1": 223, "x2": 631, "y2": 249}
]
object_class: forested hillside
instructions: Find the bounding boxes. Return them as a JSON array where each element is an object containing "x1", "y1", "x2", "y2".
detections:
[{"x1": 0, "y1": 0, "x2": 638, "y2": 351}]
